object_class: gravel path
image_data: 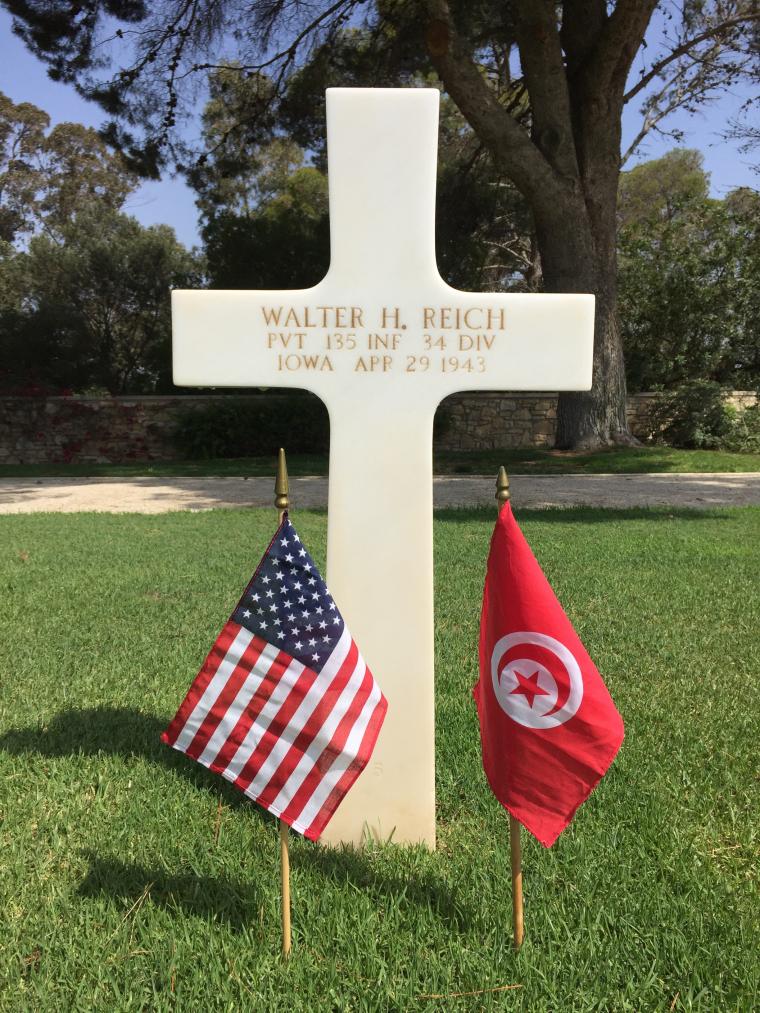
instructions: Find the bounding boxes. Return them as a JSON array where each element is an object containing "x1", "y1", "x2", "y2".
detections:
[{"x1": 0, "y1": 472, "x2": 758, "y2": 514}]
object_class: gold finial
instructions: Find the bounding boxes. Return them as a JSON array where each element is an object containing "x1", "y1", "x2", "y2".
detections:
[
  {"x1": 275, "y1": 447, "x2": 290, "y2": 523},
  {"x1": 496, "y1": 466, "x2": 511, "y2": 507}
]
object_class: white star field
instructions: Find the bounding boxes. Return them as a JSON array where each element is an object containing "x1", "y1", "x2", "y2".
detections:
[{"x1": 232, "y1": 518, "x2": 344, "y2": 670}]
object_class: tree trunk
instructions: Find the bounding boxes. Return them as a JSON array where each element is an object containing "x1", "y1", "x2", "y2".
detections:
[
  {"x1": 423, "y1": 0, "x2": 651, "y2": 449},
  {"x1": 554, "y1": 274, "x2": 632, "y2": 449},
  {"x1": 531, "y1": 189, "x2": 632, "y2": 449}
]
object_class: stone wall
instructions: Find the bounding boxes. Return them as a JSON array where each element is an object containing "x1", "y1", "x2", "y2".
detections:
[
  {"x1": 436, "y1": 393, "x2": 557, "y2": 450},
  {"x1": 0, "y1": 391, "x2": 756, "y2": 463},
  {"x1": 0, "y1": 395, "x2": 226, "y2": 465},
  {"x1": 436, "y1": 390, "x2": 758, "y2": 450}
]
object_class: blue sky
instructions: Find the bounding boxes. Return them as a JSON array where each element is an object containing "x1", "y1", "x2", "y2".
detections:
[{"x1": 1, "y1": 6, "x2": 756, "y2": 251}]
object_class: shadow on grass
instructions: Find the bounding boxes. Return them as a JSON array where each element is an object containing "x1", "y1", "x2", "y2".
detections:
[
  {"x1": 0, "y1": 706, "x2": 252, "y2": 809},
  {"x1": 76, "y1": 851, "x2": 261, "y2": 929},
  {"x1": 296, "y1": 845, "x2": 472, "y2": 932},
  {"x1": 435, "y1": 506, "x2": 733, "y2": 524},
  {"x1": 1, "y1": 706, "x2": 474, "y2": 930}
]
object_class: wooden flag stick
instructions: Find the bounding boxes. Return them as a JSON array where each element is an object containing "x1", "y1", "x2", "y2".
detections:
[
  {"x1": 509, "y1": 814, "x2": 524, "y2": 949},
  {"x1": 496, "y1": 467, "x2": 524, "y2": 950},
  {"x1": 279, "y1": 819, "x2": 291, "y2": 957},
  {"x1": 275, "y1": 448, "x2": 292, "y2": 958}
]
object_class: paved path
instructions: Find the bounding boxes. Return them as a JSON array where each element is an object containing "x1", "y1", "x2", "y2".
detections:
[{"x1": 0, "y1": 473, "x2": 758, "y2": 514}]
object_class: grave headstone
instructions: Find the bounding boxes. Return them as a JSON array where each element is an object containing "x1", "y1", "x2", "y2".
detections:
[{"x1": 172, "y1": 88, "x2": 594, "y2": 846}]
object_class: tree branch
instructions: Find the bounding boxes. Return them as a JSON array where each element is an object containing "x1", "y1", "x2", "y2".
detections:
[
  {"x1": 560, "y1": 0, "x2": 607, "y2": 75},
  {"x1": 512, "y1": 1, "x2": 579, "y2": 179},
  {"x1": 177, "y1": 0, "x2": 360, "y2": 81},
  {"x1": 582, "y1": 0, "x2": 658, "y2": 98},
  {"x1": 423, "y1": 0, "x2": 561, "y2": 205},
  {"x1": 624, "y1": 11, "x2": 760, "y2": 104}
]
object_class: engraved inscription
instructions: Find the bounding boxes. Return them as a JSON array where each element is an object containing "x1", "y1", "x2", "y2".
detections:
[{"x1": 262, "y1": 304, "x2": 506, "y2": 375}]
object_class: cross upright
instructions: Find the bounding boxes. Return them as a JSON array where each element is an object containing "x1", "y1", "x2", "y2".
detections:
[{"x1": 173, "y1": 88, "x2": 594, "y2": 848}]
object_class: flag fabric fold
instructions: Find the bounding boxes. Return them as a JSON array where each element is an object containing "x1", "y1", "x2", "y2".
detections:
[
  {"x1": 162, "y1": 515, "x2": 387, "y2": 841},
  {"x1": 474, "y1": 502, "x2": 624, "y2": 847}
]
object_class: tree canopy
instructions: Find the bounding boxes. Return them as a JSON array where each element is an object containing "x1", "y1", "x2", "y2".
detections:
[
  {"x1": 0, "y1": 92, "x2": 199, "y2": 394},
  {"x1": 618, "y1": 150, "x2": 760, "y2": 392},
  {"x1": 0, "y1": 91, "x2": 137, "y2": 244},
  {"x1": 194, "y1": 64, "x2": 537, "y2": 293},
  {"x1": 1, "y1": 207, "x2": 201, "y2": 394},
  {"x1": 4, "y1": 1, "x2": 760, "y2": 445}
]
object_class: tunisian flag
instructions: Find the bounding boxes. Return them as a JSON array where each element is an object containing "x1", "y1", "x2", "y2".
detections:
[{"x1": 474, "y1": 503, "x2": 624, "y2": 847}]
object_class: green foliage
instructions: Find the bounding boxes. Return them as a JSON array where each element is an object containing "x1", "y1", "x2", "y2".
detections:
[
  {"x1": 0, "y1": 92, "x2": 48, "y2": 243},
  {"x1": 172, "y1": 395, "x2": 329, "y2": 459},
  {"x1": 1, "y1": 507, "x2": 758, "y2": 1008},
  {"x1": 719, "y1": 402, "x2": 760, "y2": 453},
  {"x1": 202, "y1": 175, "x2": 329, "y2": 290},
  {"x1": 0, "y1": 91, "x2": 137, "y2": 245},
  {"x1": 195, "y1": 59, "x2": 536, "y2": 294},
  {"x1": 618, "y1": 149, "x2": 709, "y2": 228},
  {"x1": 187, "y1": 68, "x2": 330, "y2": 290},
  {"x1": 648, "y1": 380, "x2": 760, "y2": 451},
  {"x1": 618, "y1": 151, "x2": 760, "y2": 392},
  {"x1": 0, "y1": 208, "x2": 201, "y2": 394},
  {"x1": 8, "y1": 0, "x2": 760, "y2": 450},
  {"x1": 0, "y1": 91, "x2": 185, "y2": 394},
  {"x1": 649, "y1": 380, "x2": 734, "y2": 448}
]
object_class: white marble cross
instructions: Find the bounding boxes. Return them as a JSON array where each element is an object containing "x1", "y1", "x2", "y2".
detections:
[{"x1": 172, "y1": 88, "x2": 594, "y2": 847}]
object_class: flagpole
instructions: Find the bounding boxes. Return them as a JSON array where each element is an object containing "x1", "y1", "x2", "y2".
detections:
[
  {"x1": 496, "y1": 466, "x2": 524, "y2": 950},
  {"x1": 275, "y1": 447, "x2": 292, "y2": 958}
]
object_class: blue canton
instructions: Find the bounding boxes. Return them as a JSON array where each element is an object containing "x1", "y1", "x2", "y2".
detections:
[{"x1": 232, "y1": 517, "x2": 345, "y2": 670}]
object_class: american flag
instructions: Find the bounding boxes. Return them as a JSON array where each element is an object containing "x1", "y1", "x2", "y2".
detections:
[{"x1": 162, "y1": 516, "x2": 387, "y2": 841}]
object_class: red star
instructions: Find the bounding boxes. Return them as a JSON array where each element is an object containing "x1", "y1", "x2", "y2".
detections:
[{"x1": 508, "y1": 669, "x2": 549, "y2": 708}]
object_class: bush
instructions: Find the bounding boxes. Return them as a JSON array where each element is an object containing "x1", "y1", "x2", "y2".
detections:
[
  {"x1": 172, "y1": 394, "x2": 329, "y2": 459},
  {"x1": 650, "y1": 381, "x2": 733, "y2": 449},
  {"x1": 720, "y1": 402, "x2": 760, "y2": 453},
  {"x1": 649, "y1": 381, "x2": 760, "y2": 452}
]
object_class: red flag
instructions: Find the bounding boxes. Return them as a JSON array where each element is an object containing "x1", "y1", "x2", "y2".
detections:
[{"x1": 474, "y1": 503, "x2": 624, "y2": 847}]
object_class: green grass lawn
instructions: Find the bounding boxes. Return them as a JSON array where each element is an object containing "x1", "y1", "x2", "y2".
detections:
[
  {"x1": 1, "y1": 508, "x2": 758, "y2": 1010},
  {"x1": 1, "y1": 444, "x2": 760, "y2": 479}
]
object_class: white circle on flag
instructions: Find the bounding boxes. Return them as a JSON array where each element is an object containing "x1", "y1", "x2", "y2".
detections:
[{"x1": 490, "y1": 632, "x2": 583, "y2": 729}]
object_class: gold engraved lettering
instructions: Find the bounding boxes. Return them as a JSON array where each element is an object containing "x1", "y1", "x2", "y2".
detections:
[
  {"x1": 325, "y1": 332, "x2": 357, "y2": 351},
  {"x1": 405, "y1": 355, "x2": 430, "y2": 372},
  {"x1": 458, "y1": 333, "x2": 496, "y2": 351},
  {"x1": 262, "y1": 306, "x2": 283, "y2": 326},
  {"x1": 381, "y1": 307, "x2": 403, "y2": 329},
  {"x1": 268, "y1": 331, "x2": 306, "y2": 350},
  {"x1": 367, "y1": 333, "x2": 400, "y2": 350},
  {"x1": 314, "y1": 305, "x2": 365, "y2": 327},
  {"x1": 277, "y1": 354, "x2": 334, "y2": 372},
  {"x1": 354, "y1": 355, "x2": 393, "y2": 372},
  {"x1": 423, "y1": 307, "x2": 507, "y2": 330},
  {"x1": 439, "y1": 355, "x2": 486, "y2": 373},
  {"x1": 264, "y1": 305, "x2": 366, "y2": 328}
]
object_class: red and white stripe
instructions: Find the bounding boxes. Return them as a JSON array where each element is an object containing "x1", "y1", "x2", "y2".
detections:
[{"x1": 162, "y1": 621, "x2": 387, "y2": 840}]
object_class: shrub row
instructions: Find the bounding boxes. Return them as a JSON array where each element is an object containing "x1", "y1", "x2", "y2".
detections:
[
  {"x1": 170, "y1": 385, "x2": 759, "y2": 459},
  {"x1": 172, "y1": 394, "x2": 329, "y2": 458},
  {"x1": 650, "y1": 380, "x2": 760, "y2": 452}
]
